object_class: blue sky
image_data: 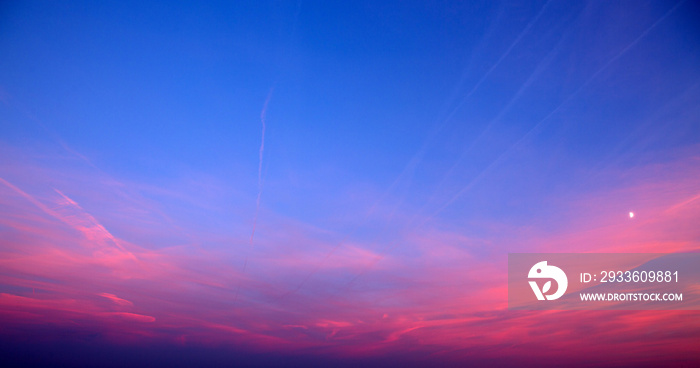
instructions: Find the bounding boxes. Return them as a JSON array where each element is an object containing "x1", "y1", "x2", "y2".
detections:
[{"x1": 1, "y1": 1, "x2": 700, "y2": 366}]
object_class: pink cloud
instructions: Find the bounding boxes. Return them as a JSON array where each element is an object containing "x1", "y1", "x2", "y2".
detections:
[
  {"x1": 98, "y1": 293, "x2": 134, "y2": 307},
  {"x1": 0, "y1": 143, "x2": 698, "y2": 365}
]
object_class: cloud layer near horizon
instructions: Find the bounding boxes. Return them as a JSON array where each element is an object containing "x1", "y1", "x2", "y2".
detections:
[{"x1": 1, "y1": 140, "x2": 699, "y2": 364}]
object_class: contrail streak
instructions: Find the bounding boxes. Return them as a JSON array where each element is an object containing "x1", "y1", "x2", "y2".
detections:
[
  {"x1": 250, "y1": 88, "x2": 274, "y2": 245},
  {"x1": 413, "y1": 42, "x2": 561, "y2": 224},
  {"x1": 425, "y1": 0, "x2": 686, "y2": 223},
  {"x1": 236, "y1": 88, "x2": 274, "y2": 303},
  {"x1": 438, "y1": 0, "x2": 553, "y2": 129},
  {"x1": 338, "y1": 0, "x2": 689, "y2": 290}
]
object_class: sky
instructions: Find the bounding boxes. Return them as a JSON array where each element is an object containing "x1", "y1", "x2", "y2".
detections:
[{"x1": 1, "y1": 0, "x2": 700, "y2": 367}]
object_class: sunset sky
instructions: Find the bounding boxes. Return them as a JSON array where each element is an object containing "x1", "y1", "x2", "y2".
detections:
[{"x1": 1, "y1": 1, "x2": 699, "y2": 366}]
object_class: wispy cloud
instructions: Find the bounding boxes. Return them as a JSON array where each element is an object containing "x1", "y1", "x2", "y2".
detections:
[{"x1": 0, "y1": 136, "x2": 698, "y2": 362}]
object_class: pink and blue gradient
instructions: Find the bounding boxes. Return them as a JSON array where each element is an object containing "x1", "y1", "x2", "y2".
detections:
[{"x1": 1, "y1": 1, "x2": 699, "y2": 366}]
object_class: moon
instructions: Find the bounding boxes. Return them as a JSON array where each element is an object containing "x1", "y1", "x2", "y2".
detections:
[{"x1": 629, "y1": 212, "x2": 635, "y2": 219}]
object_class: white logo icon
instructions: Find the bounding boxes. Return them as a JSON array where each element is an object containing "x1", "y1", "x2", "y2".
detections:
[{"x1": 528, "y1": 261, "x2": 568, "y2": 300}]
